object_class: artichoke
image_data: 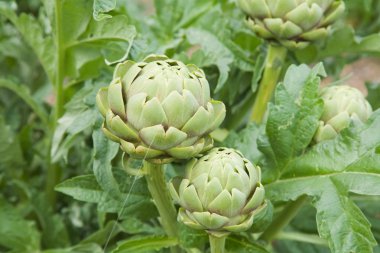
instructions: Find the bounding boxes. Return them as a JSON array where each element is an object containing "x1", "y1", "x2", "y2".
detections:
[
  {"x1": 314, "y1": 85, "x2": 373, "y2": 143},
  {"x1": 237, "y1": 0, "x2": 345, "y2": 49},
  {"x1": 96, "y1": 55, "x2": 226, "y2": 164},
  {"x1": 169, "y1": 148, "x2": 266, "y2": 236}
]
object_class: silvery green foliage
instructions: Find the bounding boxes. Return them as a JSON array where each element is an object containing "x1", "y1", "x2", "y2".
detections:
[
  {"x1": 236, "y1": 0, "x2": 345, "y2": 49},
  {"x1": 169, "y1": 148, "x2": 265, "y2": 236},
  {"x1": 314, "y1": 85, "x2": 372, "y2": 142},
  {"x1": 96, "y1": 55, "x2": 226, "y2": 164}
]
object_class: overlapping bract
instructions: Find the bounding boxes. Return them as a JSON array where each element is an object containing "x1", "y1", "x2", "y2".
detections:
[
  {"x1": 96, "y1": 55, "x2": 226, "y2": 163},
  {"x1": 314, "y1": 85, "x2": 373, "y2": 143},
  {"x1": 237, "y1": 0, "x2": 345, "y2": 49},
  {"x1": 169, "y1": 148, "x2": 266, "y2": 236}
]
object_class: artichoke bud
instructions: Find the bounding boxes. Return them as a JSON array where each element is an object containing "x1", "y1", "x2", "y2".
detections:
[
  {"x1": 169, "y1": 148, "x2": 266, "y2": 236},
  {"x1": 237, "y1": 0, "x2": 345, "y2": 49},
  {"x1": 96, "y1": 55, "x2": 226, "y2": 164},
  {"x1": 314, "y1": 85, "x2": 372, "y2": 143}
]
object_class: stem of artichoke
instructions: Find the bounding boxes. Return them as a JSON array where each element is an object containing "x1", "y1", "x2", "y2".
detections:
[
  {"x1": 143, "y1": 161, "x2": 181, "y2": 253},
  {"x1": 250, "y1": 44, "x2": 287, "y2": 123},
  {"x1": 46, "y1": 0, "x2": 64, "y2": 208},
  {"x1": 209, "y1": 234, "x2": 227, "y2": 253},
  {"x1": 259, "y1": 195, "x2": 308, "y2": 242}
]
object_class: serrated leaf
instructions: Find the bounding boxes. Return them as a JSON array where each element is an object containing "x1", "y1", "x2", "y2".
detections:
[
  {"x1": 42, "y1": 243, "x2": 103, "y2": 253},
  {"x1": 185, "y1": 28, "x2": 233, "y2": 92},
  {"x1": 266, "y1": 172, "x2": 380, "y2": 253},
  {"x1": 0, "y1": 199, "x2": 41, "y2": 252},
  {"x1": 51, "y1": 82, "x2": 100, "y2": 162},
  {"x1": 112, "y1": 236, "x2": 178, "y2": 253},
  {"x1": 284, "y1": 110, "x2": 380, "y2": 177},
  {"x1": 224, "y1": 123, "x2": 263, "y2": 164},
  {"x1": 261, "y1": 64, "x2": 324, "y2": 175},
  {"x1": 55, "y1": 175, "x2": 104, "y2": 203},
  {"x1": 226, "y1": 236, "x2": 270, "y2": 253},
  {"x1": 0, "y1": 116, "x2": 24, "y2": 171},
  {"x1": 93, "y1": 0, "x2": 116, "y2": 21},
  {"x1": 0, "y1": 78, "x2": 49, "y2": 125},
  {"x1": 0, "y1": 3, "x2": 55, "y2": 81}
]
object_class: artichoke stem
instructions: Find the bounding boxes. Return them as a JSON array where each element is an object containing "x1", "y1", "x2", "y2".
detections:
[
  {"x1": 209, "y1": 234, "x2": 227, "y2": 253},
  {"x1": 143, "y1": 161, "x2": 181, "y2": 253},
  {"x1": 259, "y1": 195, "x2": 308, "y2": 242},
  {"x1": 251, "y1": 44, "x2": 287, "y2": 123}
]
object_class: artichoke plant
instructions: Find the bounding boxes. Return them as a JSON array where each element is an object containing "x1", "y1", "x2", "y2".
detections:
[
  {"x1": 169, "y1": 148, "x2": 266, "y2": 236},
  {"x1": 314, "y1": 85, "x2": 373, "y2": 143},
  {"x1": 237, "y1": 0, "x2": 345, "y2": 49},
  {"x1": 96, "y1": 55, "x2": 226, "y2": 164}
]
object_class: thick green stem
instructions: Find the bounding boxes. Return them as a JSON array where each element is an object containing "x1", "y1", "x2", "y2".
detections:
[
  {"x1": 259, "y1": 195, "x2": 308, "y2": 242},
  {"x1": 143, "y1": 161, "x2": 181, "y2": 253},
  {"x1": 46, "y1": 0, "x2": 64, "y2": 207},
  {"x1": 251, "y1": 45, "x2": 287, "y2": 123},
  {"x1": 209, "y1": 235, "x2": 227, "y2": 253}
]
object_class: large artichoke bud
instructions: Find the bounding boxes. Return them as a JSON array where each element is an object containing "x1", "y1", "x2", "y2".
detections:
[
  {"x1": 169, "y1": 148, "x2": 266, "y2": 236},
  {"x1": 96, "y1": 55, "x2": 226, "y2": 164},
  {"x1": 314, "y1": 85, "x2": 372, "y2": 143},
  {"x1": 237, "y1": 0, "x2": 345, "y2": 49}
]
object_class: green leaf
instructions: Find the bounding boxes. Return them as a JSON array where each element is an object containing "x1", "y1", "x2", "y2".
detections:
[
  {"x1": 226, "y1": 236, "x2": 270, "y2": 253},
  {"x1": 0, "y1": 116, "x2": 24, "y2": 171},
  {"x1": 51, "y1": 82, "x2": 99, "y2": 162},
  {"x1": 283, "y1": 110, "x2": 380, "y2": 177},
  {"x1": 184, "y1": 28, "x2": 233, "y2": 92},
  {"x1": 93, "y1": 0, "x2": 116, "y2": 21},
  {"x1": 0, "y1": 78, "x2": 49, "y2": 125},
  {"x1": 55, "y1": 175, "x2": 104, "y2": 203},
  {"x1": 261, "y1": 64, "x2": 324, "y2": 174},
  {"x1": 0, "y1": 199, "x2": 41, "y2": 252},
  {"x1": 42, "y1": 243, "x2": 103, "y2": 253},
  {"x1": 178, "y1": 224, "x2": 208, "y2": 250},
  {"x1": 80, "y1": 221, "x2": 124, "y2": 245},
  {"x1": 224, "y1": 123, "x2": 263, "y2": 164},
  {"x1": 65, "y1": 15, "x2": 136, "y2": 68},
  {"x1": 60, "y1": 0, "x2": 93, "y2": 45},
  {"x1": 92, "y1": 127, "x2": 121, "y2": 199},
  {"x1": 266, "y1": 172, "x2": 380, "y2": 253},
  {"x1": 366, "y1": 82, "x2": 380, "y2": 110},
  {"x1": 112, "y1": 236, "x2": 178, "y2": 253},
  {"x1": 0, "y1": 3, "x2": 55, "y2": 81}
]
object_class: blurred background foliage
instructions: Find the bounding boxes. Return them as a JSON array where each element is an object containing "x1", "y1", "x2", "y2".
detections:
[{"x1": 0, "y1": 0, "x2": 380, "y2": 252}]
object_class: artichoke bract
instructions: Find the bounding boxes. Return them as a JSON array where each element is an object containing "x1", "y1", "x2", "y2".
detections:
[
  {"x1": 169, "y1": 148, "x2": 266, "y2": 236},
  {"x1": 237, "y1": 0, "x2": 345, "y2": 49},
  {"x1": 314, "y1": 85, "x2": 372, "y2": 143},
  {"x1": 96, "y1": 55, "x2": 226, "y2": 164}
]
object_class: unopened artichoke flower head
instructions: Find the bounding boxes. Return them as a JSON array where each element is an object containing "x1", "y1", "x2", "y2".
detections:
[
  {"x1": 314, "y1": 85, "x2": 372, "y2": 143},
  {"x1": 96, "y1": 55, "x2": 226, "y2": 163},
  {"x1": 169, "y1": 148, "x2": 266, "y2": 236},
  {"x1": 237, "y1": 0, "x2": 345, "y2": 49}
]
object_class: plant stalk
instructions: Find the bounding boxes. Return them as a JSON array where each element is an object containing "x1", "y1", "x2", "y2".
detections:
[
  {"x1": 209, "y1": 234, "x2": 227, "y2": 253},
  {"x1": 46, "y1": 0, "x2": 65, "y2": 207},
  {"x1": 143, "y1": 161, "x2": 181, "y2": 253},
  {"x1": 251, "y1": 44, "x2": 287, "y2": 123},
  {"x1": 259, "y1": 195, "x2": 308, "y2": 242}
]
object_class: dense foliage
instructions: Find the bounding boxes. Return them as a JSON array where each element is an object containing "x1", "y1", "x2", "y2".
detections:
[{"x1": 1, "y1": 0, "x2": 380, "y2": 253}]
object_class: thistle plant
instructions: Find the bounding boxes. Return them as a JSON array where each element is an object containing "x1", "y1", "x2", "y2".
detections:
[
  {"x1": 314, "y1": 85, "x2": 373, "y2": 143},
  {"x1": 95, "y1": 55, "x2": 225, "y2": 253},
  {"x1": 96, "y1": 55, "x2": 225, "y2": 164},
  {"x1": 237, "y1": 0, "x2": 346, "y2": 49},
  {"x1": 169, "y1": 148, "x2": 266, "y2": 253},
  {"x1": 236, "y1": 0, "x2": 346, "y2": 124}
]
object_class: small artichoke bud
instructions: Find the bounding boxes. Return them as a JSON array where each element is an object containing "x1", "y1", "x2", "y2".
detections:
[
  {"x1": 314, "y1": 85, "x2": 373, "y2": 143},
  {"x1": 236, "y1": 0, "x2": 345, "y2": 49},
  {"x1": 169, "y1": 148, "x2": 266, "y2": 236},
  {"x1": 96, "y1": 55, "x2": 226, "y2": 164}
]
